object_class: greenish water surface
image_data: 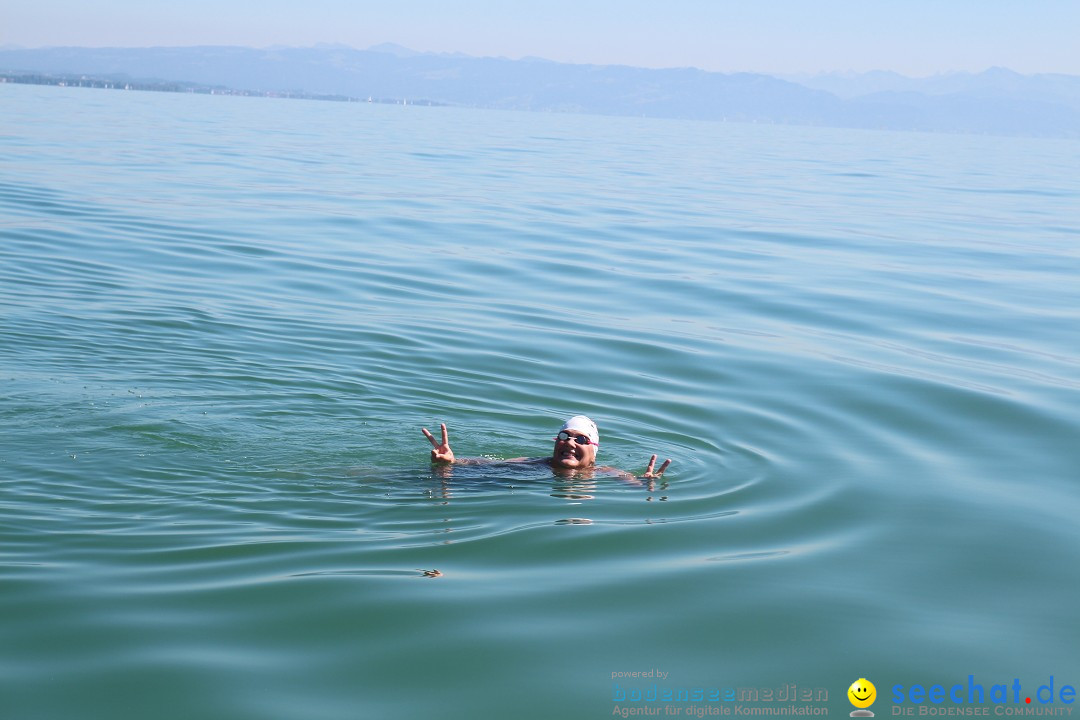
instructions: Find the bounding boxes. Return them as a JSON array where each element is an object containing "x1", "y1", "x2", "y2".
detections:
[{"x1": 2, "y1": 84, "x2": 1079, "y2": 719}]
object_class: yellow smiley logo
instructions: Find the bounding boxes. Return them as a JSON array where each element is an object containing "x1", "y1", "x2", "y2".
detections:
[{"x1": 848, "y1": 678, "x2": 877, "y2": 709}]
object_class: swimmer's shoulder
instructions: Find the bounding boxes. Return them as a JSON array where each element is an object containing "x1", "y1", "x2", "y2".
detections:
[{"x1": 505, "y1": 456, "x2": 552, "y2": 465}]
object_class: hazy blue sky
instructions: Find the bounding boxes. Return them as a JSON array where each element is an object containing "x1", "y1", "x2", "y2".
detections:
[{"x1": 5, "y1": 0, "x2": 1078, "y2": 77}]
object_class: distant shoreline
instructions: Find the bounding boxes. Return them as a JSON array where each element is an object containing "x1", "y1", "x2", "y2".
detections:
[{"x1": 0, "y1": 72, "x2": 450, "y2": 108}]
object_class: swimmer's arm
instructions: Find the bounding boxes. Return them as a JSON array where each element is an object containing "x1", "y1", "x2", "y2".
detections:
[
  {"x1": 595, "y1": 466, "x2": 641, "y2": 484},
  {"x1": 598, "y1": 455, "x2": 672, "y2": 485},
  {"x1": 448, "y1": 456, "x2": 541, "y2": 465},
  {"x1": 422, "y1": 425, "x2": 544, "y2": 466}
]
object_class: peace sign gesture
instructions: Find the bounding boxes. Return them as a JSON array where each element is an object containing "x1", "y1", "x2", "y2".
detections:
[
  {"x1": 421, "y1": 423, "x2": 455, "y2": 464},
  {"x1": 643, "y1": 454, "x2": 671, "y2": 479}
]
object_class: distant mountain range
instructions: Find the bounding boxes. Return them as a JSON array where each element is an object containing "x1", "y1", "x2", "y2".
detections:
[{"x1": 2, "y1": 44, "x2": 1079, "y2": 138}]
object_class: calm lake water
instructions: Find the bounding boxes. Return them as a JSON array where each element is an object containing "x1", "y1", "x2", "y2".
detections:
[{"x1": 2, "y1": 83, "x2": 1079, "y2": 720}]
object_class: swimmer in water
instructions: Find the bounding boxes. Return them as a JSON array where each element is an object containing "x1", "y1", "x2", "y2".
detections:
[{"x1": 421, "y1": 415, "x2": 671, "y2": 480}]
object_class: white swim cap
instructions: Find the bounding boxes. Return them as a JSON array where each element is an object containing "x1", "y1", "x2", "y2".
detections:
[{"x1": 560, "y1": 415, "x2": 600, "y2": 446}]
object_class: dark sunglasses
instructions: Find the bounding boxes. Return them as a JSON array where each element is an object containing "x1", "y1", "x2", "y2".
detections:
[{"x1": 556, "y1": 431, "x2": 597, "y2": 446}]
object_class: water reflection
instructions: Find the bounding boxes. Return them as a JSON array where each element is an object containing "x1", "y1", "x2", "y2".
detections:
[
  {"x1": 549, "y1": 475, "x2": 597, "y2": 502},
  {"x1": 422, "y1": 463, "x2": 664, "y2": 502},
  {"x1": 411, "y1": 464, "x2": 669, "y2": 535}
]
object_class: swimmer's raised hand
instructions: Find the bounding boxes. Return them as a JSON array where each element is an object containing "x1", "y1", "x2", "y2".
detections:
[
  {"x1": 643, "y1": 454, "x2": 671, "y2": 479},
  {"x1": 422, "y1": 423, "x2": 455, "y2": 464}
]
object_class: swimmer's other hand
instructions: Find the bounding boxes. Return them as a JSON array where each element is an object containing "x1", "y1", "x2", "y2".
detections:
[
  {"x1": 422, "y1": 423, "x2": 455, "y2": 464},
  {"x1": 642, "y1": 454, "x2": 671, "y2": 479}
]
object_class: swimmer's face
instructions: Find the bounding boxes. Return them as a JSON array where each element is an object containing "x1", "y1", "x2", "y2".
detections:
[{"x1": 551, "y1": 430, "x2": 597, "y2": 469}]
